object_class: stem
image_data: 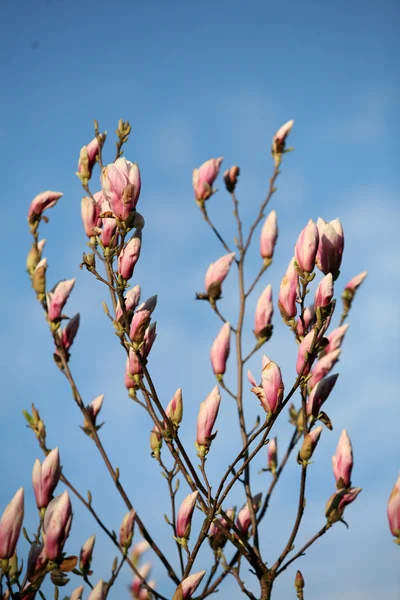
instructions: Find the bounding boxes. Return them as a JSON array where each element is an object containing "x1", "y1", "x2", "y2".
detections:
[{"x1": 201, "y1": 207, "x2": 233, "y2": 255}]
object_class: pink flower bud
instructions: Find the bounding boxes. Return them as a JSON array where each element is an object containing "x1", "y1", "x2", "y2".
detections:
[
  {"x1": 296, "y1": 305, "x2": 316, "y2": 337},
  {"x1": 176, "y1": 492, "x2": 198, "y2": 540},
  {"x1": 272, "y1": 120, "x2": 294, "y2": 156},
  {"x1": 79, "y1": 534, "x2": 95, "y2": 573},
  {"x1": 47, "y1": 279, "x2": 76, "y2": 322},
  {"x1": 165, "y1": 388, "x2": 183, "y2": 428},
  {"x1": 210, "y1": 322, "x2": 231, "y2": 378},
  {"x1": 205, "y1": 252, "x2": 235, "y2": 300},
  {"x1": 98, "y1": 195, "x2": 118, "y2": 248},
  {"x1": 268, "y1": 438, "x2": 278, "y2": 472},
  {"x1": 116, "y1": 285, "x2": 141, "y2": 322},
  {"x1": 192, "y1": 157, "x2": 223, "y2": 203},
  {"x1": 260, "y1": 210, "x2": 278, "y2": 260},
  {"x1": 295, "y1": 220, "x2": 319, "y2": 273},
  {"x1": 254, "y1": 284, "x2": 274, "y2": 342},
  {"x1": 0, "y1": 488, "x2": 24, "y2": 559},
  {"x1": 32, "y1": 448, "x2": 61, "y2": 509},
  {"x1": 81, "y1": 195, "x2": 101, "y2": 237},
  {"x1": 27, "y1": 239, "x2": 46, "y2": 275},
  {"x1": 208, "y1": 508, "x2": 235, "y2": 551},
  {"x1": 101, "y1": 158, "x2": 141, "y2": 220},
  {"x1": 85, "y1": 394, "x2": 104, "y2": 427},
  {"x1": 196, "y1": 386, "x2": 221, "y2": 455},
  {"x1": 59, "y1": 314, "x2": 80, "y2": 351},
  {"x1": 131, "y1": 540, "x2": 150, "y2": 564},
  {"x1": 324, "y1": 324, "x2": 349, "y2": 355},
  {"x1": 314, "y1": 274, "x2": 334, "y2": 309},
  {"x1": 223, "y1": 166, "x2": 240, "y2": 193},
  {"x1": 118, "y1": 232, "x2": 142, "y2": 281},
  {"x1": 138, "y1": 580, "x2": 156, "y2": 600},
  {"x1": 143, "y1": 322, "x2": 157, "y2": 357},
  {"x1": 26, "y1": 541, "x2": 47, "y2": 582},
  {"x1": 178, "y1": 571, "x2": 206, "y2": 599},
  {"x1": 344, "y1": 270, "x2": 368, "y2": 293},
  {"x1": 129, "y1": 309, "x2": 151, "y2": 346},
  {"x1": 332, "y1": 430, "x2": 353, "y2": 489},
  {"x1": 387, "y1": 474, "x2": 400, "y2": 540},
  {"x1": 43, "y1": 491, "x2": 72, "y2": 560},
  {"x1": 131, "y1": 562, "x2": 152, "y2": 597},
  {"x1": 88, "y1": 580, "x2": 106, "y2": 600},
  {"x1": 308, "y1": 349, "x2": 341, "y2": 389},
  {"x1": 125, "y1": 349, "x2": 142, "y2": 389},
  {"x1": 315, "y1": 218, "x2": 344, "y2": 280},
  {"x1": 77, "y1": 135, "x2": 104, "y2": 182},
  {"x1": 278, "y1": 258, "x2": 299, "y2": 320},
  {"x1": 32, "y1": 257, "x2": 48, "y2": 296},
  {"x1": 325, "y1": 487, "x2": 361, "y2": 524},
  {"x1": 306, "y1": 374, "x2": 339, "y2": 417},
  {"x1": 28, "y1": 191, "x2": 63, "y2": 223},
  {"x1": 261, "y1": 357, "x2": 284, "y2": 413},
  {"x1": 296, "y1": 329, "x2": 317, "y2": 376},
  {"x1": 236, "y1": 493, "x2": 262, "y2": 536},
  {"x1": 120, "y1": 509, "x2": 136, "y2": 550},
  {"x1": 70, "y1": 586, "x2": 84, "y2": 600},
  {"x1": 299, "y1": 426, "x2": 323, "y2": 462}
]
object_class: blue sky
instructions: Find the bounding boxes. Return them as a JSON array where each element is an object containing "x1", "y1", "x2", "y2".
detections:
[{"x1": 1, "y1": 0, "x2": 399, "y2": 598}]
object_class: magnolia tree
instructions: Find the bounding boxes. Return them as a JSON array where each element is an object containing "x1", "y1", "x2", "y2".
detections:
[{"x1": 1, "y1": 118, "x2": 399, "y2": 600}]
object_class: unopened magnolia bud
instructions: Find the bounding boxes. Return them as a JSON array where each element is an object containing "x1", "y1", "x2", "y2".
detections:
[
  {"x1": 210, "y1": 322, "x2": 231, "y2": 379},
  {"x1": 32, "y1": 448, "x2": 61, "y2": 509},
  {"x1": 325, "y1": 488, "x2": 361, "y2": 524},
  {"x1": 119, "y1": 509, "x2": 136, "y2": 551},
  {"x1": 28, "y1": 191, "x2": 63, "y2": 224},
  {"x1": 193, "y1": 158, "x2": 223, "y2": 205},
  {"x1": 165, "y1": 388, "x2": 183, "y2": 429},
  {"x1": 295, "y1": 570, "x2": 305, "y2": 593},
  {"x1": 196, "y1": 386, "x2": 221, "y2": 457},
  {"x1": 79, "y1": 535, "x2": 95, "y2": 573},
  {"x1": 295, "y1": 220, "x2": 319, "y2": 273},
  {"x1": 205, "y1": 252, "x2": 235, "y2": 300},
  {"x1": 173, "y1": 571, "x2": 206, "y2": 600},
  {"x1": 272, "y1": 120, "x2": 294, "y2": 163},
  {"x1": 236, "y1": 493, "x2": 262, "y2": 536},
  {"x1": 32, "y1": 258, "x2": 47, "y2": 296},
  {"x1": 278, "y1": 258, "x2": 299, "y2": 321},
  {"x1": 0, "y1": 488, "x2": 24, "y2": 559},
  {"x1": 176, "y1": 492, "x2": 198, "y2": 541},
  {"x1": 260, "y1": 210, "x2": 278, "y2": 260},
  {"x1": 223, "y1": 166, "x2": 240, "y2": 192},
  {"x1": 388, "y1": 474, "x2": 400, "y2": 542},
  {"x1": 298, "y1": 426, "x2": 323, "y2": 462},
  {"x1": 101, "y1": 158, "x2": 141, "y2": 220},
  {"x1": 150, "y1": 426, "x2": 162, "y2": 460},
  {"x1": 332, "y1": 430, "x2": 353, "y2": 489},
  {"x1": 268, "y1": 438, "x2": 278, "y2": 473},
  {"x1": 315, "y1": 218, "x2": 344, "y2": 280},
  {"x1": 254, "y1": 284, "x2": 273, "y2": 342}
]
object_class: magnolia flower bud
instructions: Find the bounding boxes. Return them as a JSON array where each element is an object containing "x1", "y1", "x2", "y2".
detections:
[
  {"x1": 278, "y1": 258, "x2": 299, "y2": 320},
  {"x1": 120, "y1": 509, "x2": 136, "y2": 551},
  {"x1": 254, "y1": 284, "x2": 273, "y2": 341},
  {"x1": 268, "y1": 438, "x2": 278, "y2": 473},
  {"x1": 223, "y1": 165, "x2": 240, "y2": 193},
  {"x1": 315, "y1": 218, "x2": 344, "y2": 280},
  {"x1": 173, "y1": 571, "x2": 206, "y2": 600},
  {"x1": 208, "y1": 508, "x2": 235, "y2": 551},
  {"x1": 295, "y1": 220, "x2": 319, "y2": 273},
  {"x1": 32, "y1": 448, "x2": 61, "y2": 509},
  {"x1": 165, "y1": 388, "x2": 183, "y2": 429},
  {"x1": 296, "y1": 305, "x2": 316, "y2": 337},
  {"x1": 79, "y1": 535, "x2": 95, "y2": 573},
  {"x1": 77, "y1": 135, "x2": 105, "y2": 183},
  {"x1": 324, "y1": 324, "x2": 349, "y2": 354},
  {"x1": 314, "y1": 274, "x2": 334, "y2": 309},
  {"x1": 210, "y1": 322, "x2": 231, "y2": 379},
  {"x1": 236, "y1": 493, "x2": 262, "y2": 536},
  {"x1": 196, "y1": 386, "x2": 221, "y2": 457},
  {"x1": 296, "y1": 329, "x2": 317, "y2": 376},
  {"x1": 0, "y1": 488, "x2": 24, "y2": 559},
  {"x1": 28, "y1": 191, "x2": 63, "y2": 224},
  {"x1": 88, "y1": 579, "x2": 106, "y2": 600},
  {"x1": 261, "y1": 357, "x2": 284, "y2": 413},
  {"x1": 325, "y1": 488, "x2": 361, "y2": 524},
  {"x1": 27, "y1": 239, "x2": 46, "y2": 275},
  {"x1": 32, "y1": 258, "x2": 48, "y2": 296},
  {"x1": 43, "y1": 491, "x2": 72, "y2": 560},
  {"x1": 308, "y1": 349, "x2": 341, "y2": 389},
  {"x1": 129, "y1": 309, "x2": 151, "y2": 347},
  {"x1": 260, "y1": 210, "x2": 278, "y2": 261},
  {"x1": 332, "y1": 430, "x2": 353, "y2": 489},
  {"x1": 299, "y1": 426, "x2": 323, "y2": 462},
  {"x1": 272, "y1": 120, "x2": 294, "y2": 160},
  {"x1": 115, "y1": 285, "x2": 141, "y2": 322},
  {"x1": 70, "y1": 586, "x2": 84, "y2": 600},
  {"x1": 306, "y1": 374, "x2": 338, "y2": 418},
  {"x1": 118, "y1": 232, "x2": 142, "y2": 281},
  {"x1": 295, "y1": 570, "x2": 305, "y2": 594},
  {"x1": 387, "y1": 474, "x2": 400, "y2": 542},
  {"x1": 192, "y1": 158, "x2": 223, "y2": 204},
  {"x1": 81, "y1": 195, "x2": 101, "y2": 237},
  {"x1": 205, "y1": 252, "x2": 235, "y2": 300},
  {"x1": 101, "y1": 158, "x2": 141, "y2": 220},
  {"x1": 176, "y1": 492, "x2": 198, "y2": 541},
  {"x1": 150, "y1": 426, "x2": 163, "y2": 460},
  {"x1": 47, "y1": 279, "x2": 76, "y2": 322}
]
